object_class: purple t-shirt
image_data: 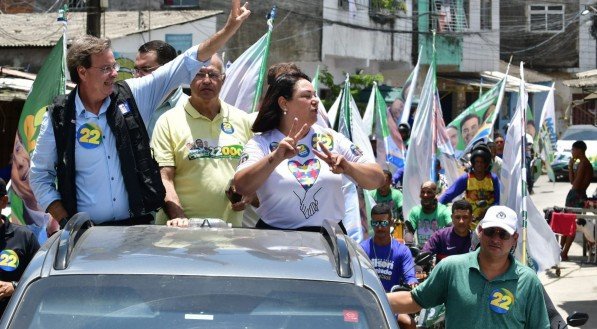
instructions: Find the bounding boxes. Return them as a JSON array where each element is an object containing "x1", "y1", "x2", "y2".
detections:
[
  {"x1": 422, "y1": 227, "x2": 471, "y2": 262},
  {"x1": 360, "y1": 238, "x2": 418, "y2": 291}
]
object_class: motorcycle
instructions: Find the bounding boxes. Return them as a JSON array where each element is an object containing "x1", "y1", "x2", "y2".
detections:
[{"x1": 391, "y1": 250, "x2": 444, "y2": 329}]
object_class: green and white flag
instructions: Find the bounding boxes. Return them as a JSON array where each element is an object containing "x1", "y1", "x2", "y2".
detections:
[
  {"x1": 10, "y1": 36, "x2": 66, "y2": 242},
  {"x1": 337, "y1": 75, "x2": 376, "y2": 242},
  {"x1": 220, "y1": 7, "x2": 275, "y2": 113}
]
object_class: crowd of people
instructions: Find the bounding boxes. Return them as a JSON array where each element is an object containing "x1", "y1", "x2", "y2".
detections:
[{"x1": 0, "y1": 0, "x2": 593, "y2": 326}]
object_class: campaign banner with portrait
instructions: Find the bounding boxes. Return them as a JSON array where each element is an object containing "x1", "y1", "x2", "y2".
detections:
[
  {"x1": 446, "y1": 78, "x2": 506, "y2": 158},
  {"x1": 9, "y1": 36, "x2": 66, "y2": 243}
]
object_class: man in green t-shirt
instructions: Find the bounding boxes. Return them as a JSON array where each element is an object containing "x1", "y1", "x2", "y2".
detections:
[
  {"x1": 387, "y1": 206, "x2": 550, "y2": 329},
  {"x1": 370, "y1": 170, "x2": 404, "y2": 222},
  {"x1": 406, "y1": 181, "x2": 451, "y2": 247}
]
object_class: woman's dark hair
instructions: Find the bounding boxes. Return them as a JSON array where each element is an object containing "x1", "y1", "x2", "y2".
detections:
[{"x1": 252, "y1": 71, "x2": 311, "y2": 133}]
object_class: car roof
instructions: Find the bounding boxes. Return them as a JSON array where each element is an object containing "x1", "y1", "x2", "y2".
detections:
[
  {"x1": 47, "y1": 225, "x2": 355, "y2": 283},
  {"x1": 561, "y1": 124, "x2": 597, "y2": 140}
]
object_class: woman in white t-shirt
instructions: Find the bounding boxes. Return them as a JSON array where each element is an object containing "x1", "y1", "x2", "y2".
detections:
[{"x1": 234, "y1": 71, "x2": 384, "y2": 231}]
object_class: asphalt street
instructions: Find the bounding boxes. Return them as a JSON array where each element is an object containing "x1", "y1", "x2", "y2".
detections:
[{"x1": 530, "y1": 175, "x2": 597, "y2": 329}]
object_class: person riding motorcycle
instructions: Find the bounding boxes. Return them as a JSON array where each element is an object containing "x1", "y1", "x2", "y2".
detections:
[{"x1": 439, "y1": 143, "x2": 500, "y2": 229}]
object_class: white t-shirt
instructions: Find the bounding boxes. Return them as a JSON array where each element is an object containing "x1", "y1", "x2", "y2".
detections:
[{"x1": 237, "y1": 125, "x2": 373, "y2": 229}]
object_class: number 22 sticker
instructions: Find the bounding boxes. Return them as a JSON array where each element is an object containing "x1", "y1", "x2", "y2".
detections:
[
  {"x1": 489, "y1": 288, "x2": 514, "y2": 314},
  {"x1": 77, "y1": 123, "x2": 103, "y2": 149}
]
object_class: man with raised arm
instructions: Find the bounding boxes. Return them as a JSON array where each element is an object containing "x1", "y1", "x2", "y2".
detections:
[{"x1": 30, "y1": 1, "x2": 250, "y2": 231}]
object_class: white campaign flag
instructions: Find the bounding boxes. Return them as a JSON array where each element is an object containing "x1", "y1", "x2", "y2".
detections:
[
  {"x1": 501, "y1": 68, "x2": 560, "y2": 272},
  {"x1": 402, "y1": 57, "x2": 437, "y2": 219},
  {"x1": 337, "y1": 78, "x2": 376, "y2": 242},
  {"x1": 220, "y1": 33, "x2": 269, "y2": 112},
  {"x1": 400, "y1": 48, "x2": 422, "y2": 124},
  {"x1": 539, "y1": 83, "x2": 557, "y2": 142}
]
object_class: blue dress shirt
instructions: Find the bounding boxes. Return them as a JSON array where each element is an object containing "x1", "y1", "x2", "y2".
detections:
[{"x1": 30, "y1": 48, "x2": 206, "y2": 223}]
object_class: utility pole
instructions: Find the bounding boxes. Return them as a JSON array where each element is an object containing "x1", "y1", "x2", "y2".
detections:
[{"x1": 87, "y1": 0, "x2": 101, "y2": 37}]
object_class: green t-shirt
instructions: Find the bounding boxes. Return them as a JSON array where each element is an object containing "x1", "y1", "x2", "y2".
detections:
[
  {"x1": 411, "y1": 249, "x2": 550, "y2": 329},
  {"x1": 407, "y1": 203, "x2": 451, "y2": 246},
  {"x1": 370, "y1": 188, "x2": 403, "y2": 221}
]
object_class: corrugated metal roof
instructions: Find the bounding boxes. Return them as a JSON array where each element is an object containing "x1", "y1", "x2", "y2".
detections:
[
  {"x1": 563, "y1": 76, "x2": 597, "y2": 88},
  {"x1": 0, "y1": 10, "x2": 221, "y2": 47}
]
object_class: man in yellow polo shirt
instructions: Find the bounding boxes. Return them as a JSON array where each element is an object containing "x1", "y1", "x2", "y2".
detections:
[{"x1": 151, "y1": 54, "x2": 252, "y2": 227}]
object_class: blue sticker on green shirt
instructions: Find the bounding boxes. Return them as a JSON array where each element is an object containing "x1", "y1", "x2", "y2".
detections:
[{"x1": 488, "y1": 288, "x2": 514, "y2": 314}]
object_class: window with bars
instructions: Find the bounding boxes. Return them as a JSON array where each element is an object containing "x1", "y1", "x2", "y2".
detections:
[
  {"x1": 480, "y1": 0, "x2": 491, "y2": 30},
  {"x1": 529, "y1": 5, "x2": 564, "y2": 32},
  {"x1": 430, "y1": 0, "x2": 468, "y2": 33}
]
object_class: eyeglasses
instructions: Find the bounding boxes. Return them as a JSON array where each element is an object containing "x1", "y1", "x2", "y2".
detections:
[
  {"x1": 89, "y1": 63, "x2": 120, "y2": 75},
  {"x1": 196, "y1": 71, "x2": 223, "y2": 81},
  {"x1": 133, "y1": 65, "x2": 160, "y2": 75},
  {"x1": 370, "y1": 220, "x2": 390, "y2": 228},
  {"x1": 482, "y1": 227, "x2": 511, "y2": 240}
]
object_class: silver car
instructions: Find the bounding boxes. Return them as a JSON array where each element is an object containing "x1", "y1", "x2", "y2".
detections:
[{"x1": 0, "y1": 215, "x2": 398, "y2": 329}]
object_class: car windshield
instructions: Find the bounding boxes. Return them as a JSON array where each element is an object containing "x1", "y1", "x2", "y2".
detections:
[
  {"x1": 8, "y1": 275, "x2": 388, "y2": 329},
  {"x1": 560, "y1": 127, "x2": 597, "y2": 140}
]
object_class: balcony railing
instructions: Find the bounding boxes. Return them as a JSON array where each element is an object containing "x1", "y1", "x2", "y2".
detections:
[{"x1": 369, "y1": 0, "x2": 406, "y2": 22}]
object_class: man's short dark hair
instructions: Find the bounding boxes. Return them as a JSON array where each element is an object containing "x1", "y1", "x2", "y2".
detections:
[
  {"x1": 138, "y1": 40, "x2": 177, "y2": 65},
  {"x1": 572, "y1": 140, "x2": 587, "y2": 152},
  {"x1": 371, "y1": 203, "x2": 392, "y2": 217},
  {"x1": 382, "y1": 169, "x2": 392, "y2": 181},
  {"x1": 459, "y1": 114, "x2": 480, "y2": 130},
  {"x1": 0, "y1": 179, "x2": 6, "y2": 198},
  {"x1": 452, "y1": 199, "x2": 472, "y2": 214}
]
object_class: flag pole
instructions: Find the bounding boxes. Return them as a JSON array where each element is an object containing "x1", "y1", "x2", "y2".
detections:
[
  {"x1": 430, "y1": 30, "x2": 438, "y2": 182},
  {"x1": 519, "y1": 61, "x2": 529, "y2": 266},
  {"x1": 250, "y1": 5, "x2": 276, "y2": 113},
  {"x1": 58, "y1": 4, "x2": 68, "y2": 92},
  {"x1": 343, "y1": 74, "x2": 352, "y2": 140}
]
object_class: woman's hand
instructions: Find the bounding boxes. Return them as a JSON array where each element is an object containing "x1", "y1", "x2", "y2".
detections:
[
  {"x1": 272, "y1": 118, "x2": 309, "y2": 162},
  {"x1": 313, "y1": 142, "x2": 350, "y2": 174}
]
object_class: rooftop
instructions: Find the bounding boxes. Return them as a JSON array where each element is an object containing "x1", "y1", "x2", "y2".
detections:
[{"x1": 0, "y1": 10, "x2": 221, "y2": 47}]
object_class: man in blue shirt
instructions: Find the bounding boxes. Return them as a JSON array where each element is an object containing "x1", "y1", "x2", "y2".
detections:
[
  {"x1": 361, "y1": 203, "x2": 417, "y2": 329},
  {"x1": 30, "y1": 0, "x2": 250, "y2": 232}
]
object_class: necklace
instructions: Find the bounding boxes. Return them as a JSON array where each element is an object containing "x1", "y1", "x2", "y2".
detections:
[{"x1": 372, "y1": 239, "x2": 394, "y2": 266}]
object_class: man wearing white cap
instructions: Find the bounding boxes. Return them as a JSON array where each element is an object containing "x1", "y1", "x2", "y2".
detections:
[{"x1": 386, "y1": 205, "x2": 549, "y2": 328}]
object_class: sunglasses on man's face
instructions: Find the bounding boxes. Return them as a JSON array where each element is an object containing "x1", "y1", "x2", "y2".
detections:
[
  {"x1": 370, "y1": 220, "x2": 390, "y2": 228},
  {"x1": 482, "y1": 227, "x2": 512, "y2": 240}
]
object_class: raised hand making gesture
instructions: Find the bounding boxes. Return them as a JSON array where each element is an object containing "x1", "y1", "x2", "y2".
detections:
[
  {"x1": 312, "y1": 141, "x2": 350, "y2": 175},
  {"x1": 226, "y1": 0, "x2": 251, "y2": 29},
  {"x1": 271, "y1": 118, "x2": 309, "y2": 162}
]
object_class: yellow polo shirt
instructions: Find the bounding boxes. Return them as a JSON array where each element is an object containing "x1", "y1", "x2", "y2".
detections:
[{"x1": 151, "y1": 99, "x2": 253, "y2": 226}]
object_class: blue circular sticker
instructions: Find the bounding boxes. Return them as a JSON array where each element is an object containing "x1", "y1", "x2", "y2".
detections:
[
  {"x1": 0, "y1": 250, "x2": 19, "y2": 272},
  {"x1": 297, "y1": 144, "x2": 310, "y2": 157},
  {"x1": 221, "y1": 122, "x2": 235, "y2": 134},
  {"x1": 350, "y1": 144, "x2": 363, "y2": 156},
  {"x1": 77, "y1": 123, "x2": 103, "y2": 149},
  {"x1": 488, "y1": 288, "x2": 514, "y2": 314},
  {"x1": 269, "y1": 142, "x2": 279, "y2": 152}
]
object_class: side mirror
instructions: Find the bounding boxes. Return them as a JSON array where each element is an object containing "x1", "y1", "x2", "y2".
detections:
[
  {"x1": 409, "y1": 246, "x2": 421, "y2": 258},
  {"x1": 390, "y1": 285, "x2": 411, "y2": 293},
  {"x1": 567, "y1": 312, "x2": 589, "y2": 327},
  {"x1": 415, "y1": 251, "x2": 433, "y2": 266}
]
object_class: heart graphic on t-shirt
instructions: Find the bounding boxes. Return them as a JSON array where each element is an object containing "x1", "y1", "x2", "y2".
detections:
[{"x1": 288, "y1": 159, "x2": 321, "y2": 191}]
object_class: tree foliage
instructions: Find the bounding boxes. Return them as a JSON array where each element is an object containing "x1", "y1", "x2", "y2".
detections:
[{"x1": 317, "y1": 68, "x2": 384, "y2": 111}]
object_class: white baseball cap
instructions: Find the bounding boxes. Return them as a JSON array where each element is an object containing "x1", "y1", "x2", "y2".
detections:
[{"x1": 478, "y1": 205, "x2": 518, "y2": 235}]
